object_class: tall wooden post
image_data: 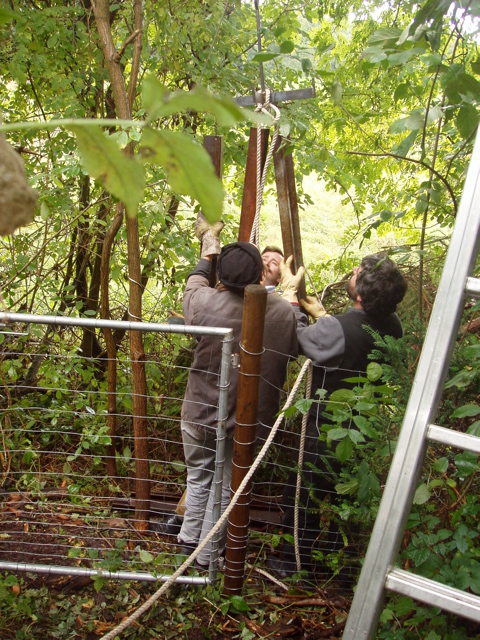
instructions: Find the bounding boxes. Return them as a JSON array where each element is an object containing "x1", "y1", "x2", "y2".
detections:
[
  {"x1": 223, "y1": 284, "x2": 267, "y2": 595},
  {"x1": 238, "y1": 128, "x2": 269, "y2": 242},
  {"x1": 202, "y1": 135, "x2": 223, "y2": 287},
  {"x1": 273, "y1": 136, "x2": 306, "y2": 303}
]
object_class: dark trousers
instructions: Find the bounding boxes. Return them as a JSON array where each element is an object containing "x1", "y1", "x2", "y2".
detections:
[{"x1": 281, "y1": 414, "x2": 343, "y2": 571}]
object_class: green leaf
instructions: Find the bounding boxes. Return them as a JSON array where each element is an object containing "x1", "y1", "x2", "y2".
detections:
[
  {"x1": 348, "y1": 428, "x2": 365, "y2": 444},
  {"x1": 142, "y1": 76, "x2": 247, "y2": 127},
  {"x1": 363, "y1": 48, "x2": 387, "y2": 64},
  {"x1": 389, "y1": 110, "x2": 425, "y2": 134},
  {"x1": 228, "y1": 595, "x2": 249, "y2": 612},
  {"x1": 331, "y1": 80, "x2": 343, "y2": 105},
  {"x1": 69, "y1": 126, "x2": 145, "y2": 217},
  {"x1": 295, "y1": 398, "x2": 313, "y2": 414},
  {"x1": 394, "y1": 83, "x2": 410, "y2": 101},
  {"x1": 353, "y1": 415, "x2": 379, "y2": 439},
  {"x1": 140, "y1": 128, "x2": 224, "y2": 223},
  {"x1": 335, "y1": 479, "x2": 358, "y2": 495},
  {"x1": 40, "y1": 201, "x2": 50, "y2": 221},
  {"x1": 368, "y1": 27, "x2": 402, "y2": 46},
  {"x1": 329, "y1": 388, "x2": 355, "y2": 403},
  {"x1": 413, "y1": 482, "x2": 430, "y2": 505},
  {"x1": 472, "y1": 58, "x2": 480, "y2": 74},
  {"x1": 171, "y1": 460, "x2": 186, "y2": 473},
  {"x1": 444, "y1": 368, "x2": 476, "y2": 389},
  {"x1": 94, "y1": 577, "x2": 105, "y2": 592},
  {"x1": 466, "y1": 420, "x2": 480, "y2": 436},
  {"x1": 456, "y1": 105, "x2": 479, "y2": 139},
  {"x1": 252, "y1": 52, "x2": 279, "y2": 62},
  {"x1": 301, "y1": 58, "x2": 313, "y2": 74},
  {"x1": 327, "y1": 427, "x2": 349, "y2": 443},
  {"x1": 411, "y1": 546, "x2": 433, "y2": 567},
  {"x1": 0, "y1": 7, "x2": 16, "y2": 24},
  {"x1": 279, "y1": 40, "x2": 295, "y2": 54},
  {"x1": 336, "y1": 436, "x2": 353, "y2": 462},
  {"x1": 367, "y1": 362, "x2": 383, "y2": 382},
  {"x1": 433, "y1": 457, "x2": 448, "y2": 473},
  {"x1": 139, "y1": 550, "x2": 154, "y2": 563},
  {"x1": 358, "y1": 472, "x2": 380, "y2": 502},
  {"x1": 451, "y1": 404, "x2": 480, "y2": 419},
  {"x1": 388, "y1": 49, "x2": 424, "y2": 66},
  {"x1": 455, "y1": 451, "x2": 479, "y2": 477},
  {"x1": 426, "y1": 105, "x2": 443, "y2": 125},
  {"x1": 392, "y1": 130, "x2": 418, "y2": 156}
]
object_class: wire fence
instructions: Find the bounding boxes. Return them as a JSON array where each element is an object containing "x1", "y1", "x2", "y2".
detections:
[{"x1": 0, "y1": 311, "x2": 374, "y2": 594}]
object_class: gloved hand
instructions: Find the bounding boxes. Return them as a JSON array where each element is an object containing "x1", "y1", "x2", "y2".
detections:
[
  {"x1": 279, "y1": 255, "x2": 305, "y2": 304},
  {"x1": 195, "y1": 212, "x2": 224, "y2": 258},
  {"x1": 300, "y1": 295, "x2": 328, "y2": 320}
]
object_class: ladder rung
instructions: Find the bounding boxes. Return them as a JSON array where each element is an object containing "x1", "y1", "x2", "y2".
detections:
[
  {"x1": 386, "y1": 568, "x2": 480, "y2": 622},
  {"x1": 427, "y1": 424, "x2": 480, "y2": 453},
  {"x1": 465, "y1": 277, "x2": 480, "y2": 298}
]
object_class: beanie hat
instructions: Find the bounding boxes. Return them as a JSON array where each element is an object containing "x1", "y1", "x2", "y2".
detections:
[{"x1": 217, "y1": 242, "x2": 263, "y2": 290}]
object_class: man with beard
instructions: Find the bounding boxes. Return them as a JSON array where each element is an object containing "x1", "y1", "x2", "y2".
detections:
[{"x1": 269, "y1": 253, "x2": 407, "y2": 581}]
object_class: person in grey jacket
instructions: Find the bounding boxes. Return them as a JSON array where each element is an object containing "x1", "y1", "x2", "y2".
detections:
[
  {"x1": 178, "y1": 241, "x2": 298, "y2": 567},
  {"x1": 268, "y1": 253, "x2": 407, "y2": 580}
]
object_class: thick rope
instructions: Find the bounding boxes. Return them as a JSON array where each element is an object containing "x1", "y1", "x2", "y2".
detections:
[
  {"x1": 294, "y1": 362, "x2": 313, "y2": 572},
  {"x1": 100, "y1": 358, "x2": 312, "y2": 640},
  {"x1": 250, "y1": 90, "x2": 281, "y2": 248}
]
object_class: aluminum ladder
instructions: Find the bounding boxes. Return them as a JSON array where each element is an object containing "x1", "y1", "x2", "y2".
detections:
[{"x1": 343, "y1": 129, "x2": 480, "y2": 639}]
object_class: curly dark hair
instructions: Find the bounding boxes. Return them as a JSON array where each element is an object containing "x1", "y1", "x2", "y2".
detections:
[{"x1": 355, "y1": 253, "x2": 407, "y2": 321}]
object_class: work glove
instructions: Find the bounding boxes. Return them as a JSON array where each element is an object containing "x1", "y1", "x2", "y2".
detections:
[
  {"x1": 279, "y1": 255, "x2": 305, "y2": 304},
  {"x1": 194, "y1": 212, "x2": 224, "y2": 258},
  {"x1": 300, "y1": 295, "x2": 328, "y2": 320}
]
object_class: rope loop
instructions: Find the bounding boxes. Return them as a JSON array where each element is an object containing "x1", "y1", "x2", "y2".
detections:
[{"x1": 250, "y1": 88, "x2": 281, "y2": 248}]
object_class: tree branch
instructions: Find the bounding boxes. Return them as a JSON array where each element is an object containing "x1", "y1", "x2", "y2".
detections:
[{"x1": 338, "y1": 149, "x2": 457, "y2": 216}]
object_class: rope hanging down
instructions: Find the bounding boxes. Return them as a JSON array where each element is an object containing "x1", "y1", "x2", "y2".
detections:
[
  {"x1": 250, "y1": 90, "x2": 280, "y2": 248},
  {"x1": 100, "y1": 358, "x2": 313, "y2": 640}
]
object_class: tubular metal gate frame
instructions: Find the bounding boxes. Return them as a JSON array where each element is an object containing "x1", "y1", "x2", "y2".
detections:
[{"x1": 0, "y1": 312, "x2": 234, "y2": 587}]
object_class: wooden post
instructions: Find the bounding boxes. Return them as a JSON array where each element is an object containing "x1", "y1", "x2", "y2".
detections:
[
  {"x1": 223, "y1": 284, "x2": 267, "y2": 595},
  {"x1": 203, "y1": 135, "x2": 224, "y2": 287},
  {"x1": 238, "y1": 128, "x2": 269, "y2": 242},
  {"x1": 273, "y1": 136, "x2": 306, "y2": 303}
]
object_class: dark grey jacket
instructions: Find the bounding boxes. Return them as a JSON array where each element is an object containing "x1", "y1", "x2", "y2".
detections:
[{"x1": 181, "y1": 261, "x2": 298, "y2": 438}]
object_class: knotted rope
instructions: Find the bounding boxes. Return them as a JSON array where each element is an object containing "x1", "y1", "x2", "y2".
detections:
[{"x1": 249, "y1": 89, "x2": 281, "y2": 248}]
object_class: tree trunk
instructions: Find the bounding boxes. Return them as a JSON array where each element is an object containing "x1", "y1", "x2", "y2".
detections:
[{"x1": 93, "y1": 0, "x2": 150, "y2": 529}]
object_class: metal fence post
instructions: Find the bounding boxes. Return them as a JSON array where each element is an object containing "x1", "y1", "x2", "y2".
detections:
[{"x1": 223, "y1": 284, "x2": 267, "y2": 595}]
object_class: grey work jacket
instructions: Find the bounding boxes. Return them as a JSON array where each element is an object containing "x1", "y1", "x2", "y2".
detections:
[{"x1": 181, "y1": 267, "x2": 298, "y2": 438}]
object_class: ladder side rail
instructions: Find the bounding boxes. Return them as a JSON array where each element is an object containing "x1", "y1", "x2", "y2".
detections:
[{"x1": 343, "y1": 129, "x2": 480, "y2": 640}]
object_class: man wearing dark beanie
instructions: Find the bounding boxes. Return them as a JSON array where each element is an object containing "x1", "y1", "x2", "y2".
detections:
[{"x1": 177, "y1": 238, "x2": 298, "y2": 568}]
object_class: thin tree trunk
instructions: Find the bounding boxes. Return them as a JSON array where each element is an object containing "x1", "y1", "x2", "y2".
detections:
[{"x1": 93, "y1": 0, "x2": 149, "y2": 528}]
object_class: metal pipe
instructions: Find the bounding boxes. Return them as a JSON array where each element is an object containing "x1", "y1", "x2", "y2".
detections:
[
  {"x1": 209, "y1": 332, "x2": 234, "y2": 585},
  {"x1": 0, "y1": 312, "x2": 232, "y2": 338},
  {"x1": 0, "y1": 561, "x2": 209, "y2": 585}
]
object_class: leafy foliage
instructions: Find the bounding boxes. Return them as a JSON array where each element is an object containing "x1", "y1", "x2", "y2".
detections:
[{"x1": 1, "y1": 0, "x2": 480, "y2": 637}]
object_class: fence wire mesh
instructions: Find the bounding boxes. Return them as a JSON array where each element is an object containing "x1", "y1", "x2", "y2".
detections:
[{"x1": 0, "y1": 312, "x2": 376, "y2": 592}]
